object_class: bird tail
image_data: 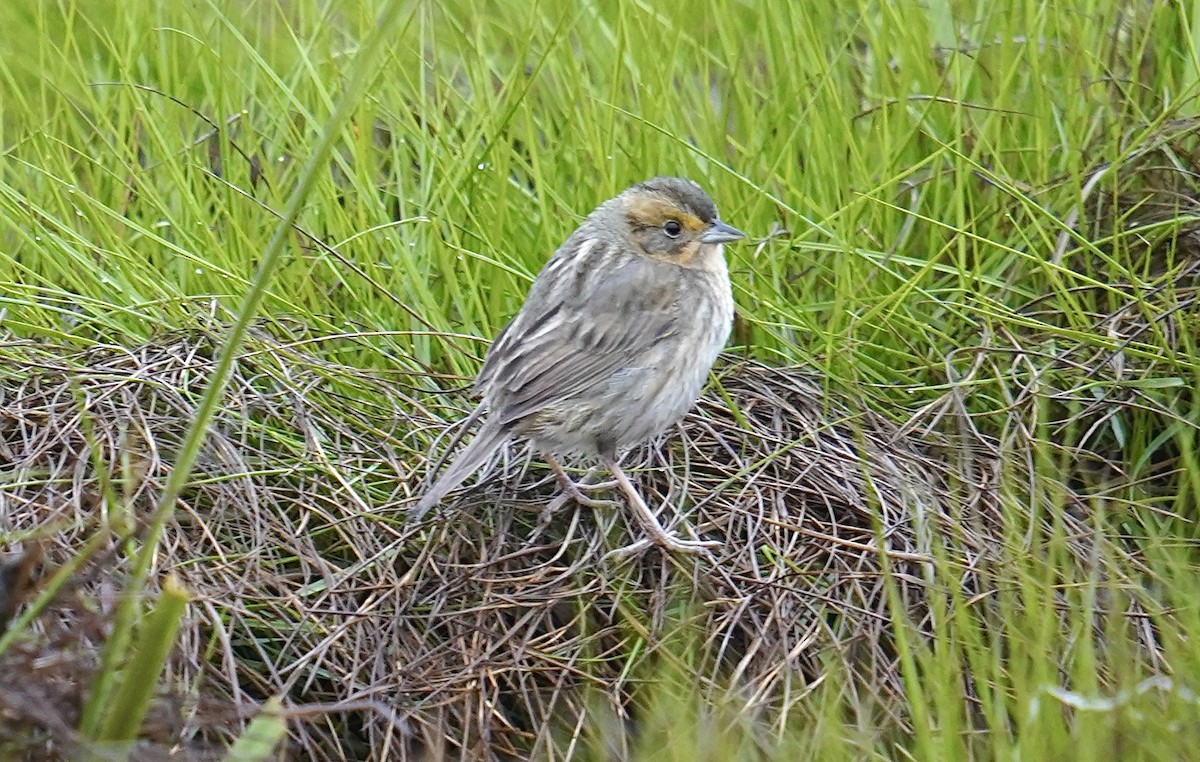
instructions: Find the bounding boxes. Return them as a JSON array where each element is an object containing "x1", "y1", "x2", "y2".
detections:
[{"x1": 411, "y1": 419, "x2": 509, "y2": 522}]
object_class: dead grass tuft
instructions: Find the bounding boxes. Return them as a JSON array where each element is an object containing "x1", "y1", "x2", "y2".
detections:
[{"x1": 0, "y1": 321, "x2": 1160, "y2": 759}]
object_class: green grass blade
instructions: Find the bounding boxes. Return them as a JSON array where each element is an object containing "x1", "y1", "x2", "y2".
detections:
[
  {"x1": 93, "y1": 574, "x2": 190, "y2": 743},
  {"x1": 222, "y1": 698, "x2": 287, "y2": 762}
]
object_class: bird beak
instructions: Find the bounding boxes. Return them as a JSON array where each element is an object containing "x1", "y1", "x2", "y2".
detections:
[{"x1": 700, "y1": 220, "x2": 747, "y2": 244}]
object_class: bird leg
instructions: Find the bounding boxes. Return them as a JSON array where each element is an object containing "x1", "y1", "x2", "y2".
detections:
[
  {"x1": 541, "y1": 455, "x2": 619, "y2": 521},
  {"x1": 601, "y1": 458, "x2": 721, "y2": 558}
]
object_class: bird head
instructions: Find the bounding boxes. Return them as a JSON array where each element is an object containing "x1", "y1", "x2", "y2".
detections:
[{"x1": 607, "y1": 176, "x2": 745, "y2": 266}]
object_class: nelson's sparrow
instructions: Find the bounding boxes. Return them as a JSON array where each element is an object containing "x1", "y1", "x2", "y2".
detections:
[{"x1": 412, "y1": 177, "x2": 745, "y2": 556}]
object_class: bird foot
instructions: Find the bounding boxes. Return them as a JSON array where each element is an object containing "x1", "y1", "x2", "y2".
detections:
[
  {"x1": 540, "y1": 479, "x2": 620, "y2": 522},
  {"x1": 599, "y1": 457, "x2": 720, "y2": 560},
  {"x1": 603, "y1": 531, "x2": 721, "y2": 561},
  {"x1": 540, "y1": 458, "x2": 620, "y2": 522}
]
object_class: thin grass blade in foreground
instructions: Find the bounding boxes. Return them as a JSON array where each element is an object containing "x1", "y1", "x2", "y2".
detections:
[{"x1": 94, "y1": 574, "x2": 190, "y2": 743}]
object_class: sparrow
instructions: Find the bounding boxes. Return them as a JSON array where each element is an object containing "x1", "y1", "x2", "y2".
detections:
[{"x1": 414, "y1": 176, "x2": 745, "y2": 556}]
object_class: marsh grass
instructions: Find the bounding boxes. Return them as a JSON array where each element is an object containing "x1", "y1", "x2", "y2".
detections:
[{"x1": 2, "y1": 0, "x2": 1200, "y2": 759}]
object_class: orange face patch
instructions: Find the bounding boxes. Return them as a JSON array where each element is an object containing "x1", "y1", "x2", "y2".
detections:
[
  {"x1": 669, "y1": 240, "x2": 703, "y2": 265},
  {"x1": 625, "y1": 196, "x2": 706, "y2": 233}
]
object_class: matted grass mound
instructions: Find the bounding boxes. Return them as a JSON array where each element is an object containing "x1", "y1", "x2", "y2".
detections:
[{"x1": 0, "y1": 322, "x2": 1159, "y2": 759}]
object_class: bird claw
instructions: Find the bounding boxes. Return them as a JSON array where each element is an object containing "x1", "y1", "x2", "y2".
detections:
[
  {"x1": 540, "y1": 459, "x2": 620, "y2": 523},
  {"x1": 541, "y1": 456, "x2": 720, "y2": 559},
  {"x1": 540, "y1": 484, "x2": 619, "y2": 523},
  {"x1": 603, "y1": 533, "x2": 721, "y2": 561},
  {"x1": 568, "y1": 479, "x2": 620, "y2": 493},
  {"x1": 602, "y1": 538, "x2": 654, "y2": 561}
]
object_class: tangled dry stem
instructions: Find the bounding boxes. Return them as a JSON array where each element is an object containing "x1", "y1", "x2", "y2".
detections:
[{"x1": 0, "y1": 320, "x2": 1161, "y2": 759}]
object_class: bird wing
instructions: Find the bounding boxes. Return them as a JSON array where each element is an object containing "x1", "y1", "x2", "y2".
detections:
[{"x1": 476, "y1": 252, "x2": 681, "y2": 426}]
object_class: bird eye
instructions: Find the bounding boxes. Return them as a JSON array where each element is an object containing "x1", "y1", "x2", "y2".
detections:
[{"x1": 663, "y1": 220, "x2": 683, "y2": 238}]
